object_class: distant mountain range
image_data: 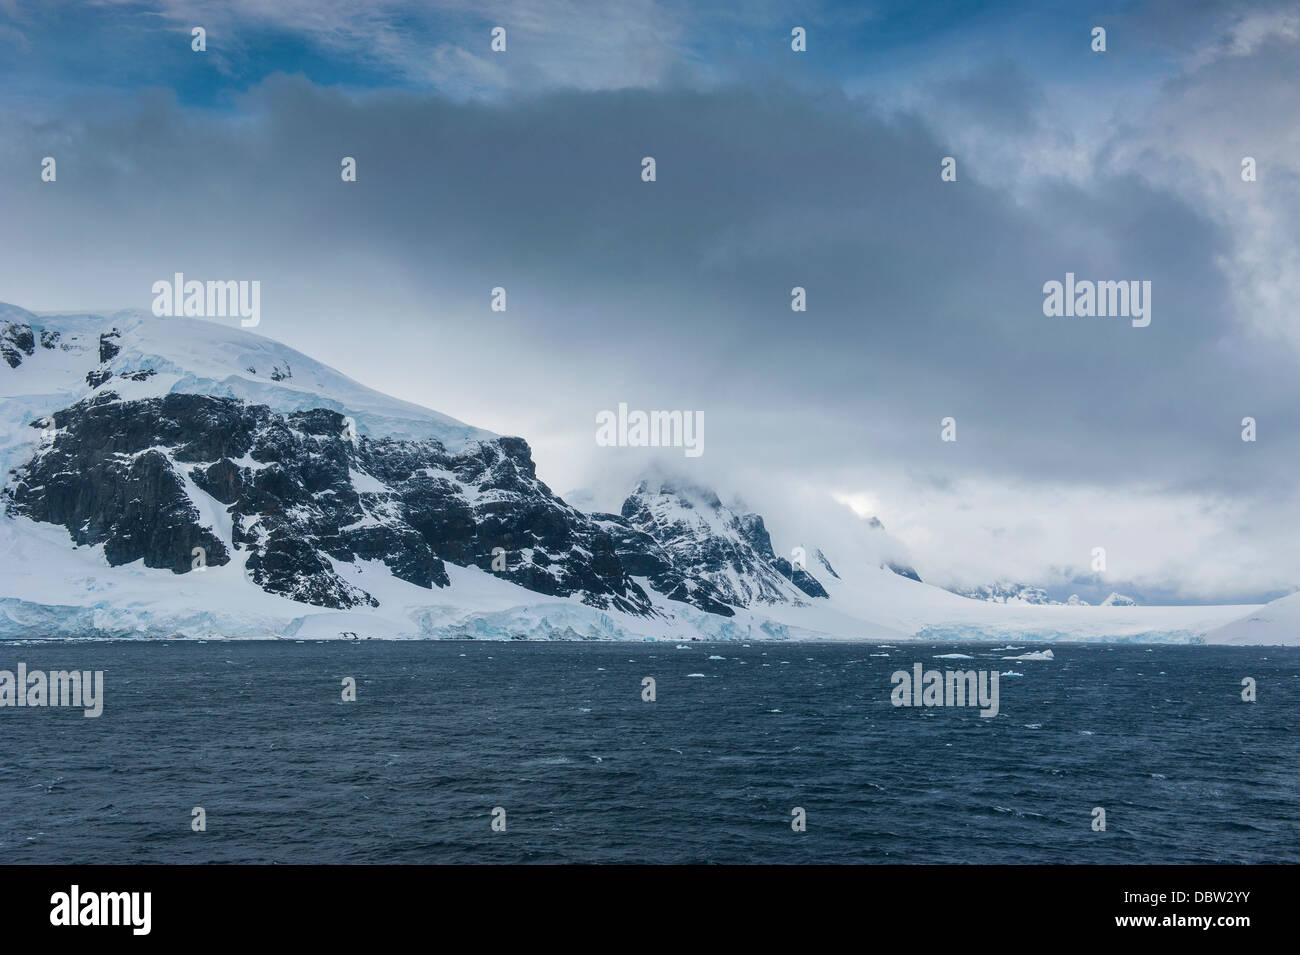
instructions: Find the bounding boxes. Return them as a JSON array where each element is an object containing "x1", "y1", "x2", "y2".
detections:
[
  {"x1": 0, "y1": 304, "x2": 1290, "y2": 644},
  {"x1": 952, "y1": 582, "x2": 1137, "y2": 607}
]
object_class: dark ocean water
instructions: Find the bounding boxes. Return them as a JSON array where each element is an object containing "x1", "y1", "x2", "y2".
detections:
[{"x1": 0, "y1": 640, "x2": 1295, "y2": 864}]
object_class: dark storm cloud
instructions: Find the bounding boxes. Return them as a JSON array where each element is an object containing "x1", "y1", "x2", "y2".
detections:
[
  {"x1": 0, "y1": 0, "x2": 1296, "y2": 601},
  {"x1": 4, "y1": 16, "x2": 1300, "y2": 610},
  {"x1": 1, "y1": 70, "x2": 1294, "y2": 503}
]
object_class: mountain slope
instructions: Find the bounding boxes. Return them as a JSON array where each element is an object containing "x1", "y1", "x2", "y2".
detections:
[
  {"x1": 0, "y1": 304, "x2": 1284, "y2": 644},
  {"x1": 8, "y1": 389, "x2": 662, "y2": 614},
  {"x1": 594, "y1": 480, "x2": 828, "y2": 610},
  {"x1": 0, "y1": 304, "x2": 493, "y2": 458},
  {"x1": 1206, "y1": 591, "x2": 1300, "y2": 645}
]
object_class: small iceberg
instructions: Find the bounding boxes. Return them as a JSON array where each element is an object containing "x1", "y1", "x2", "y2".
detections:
[
  {"x1": 686, "y1": 672, "x2": 706, "y2": 678},
  {"x1": 934, "y1": 653, "x2": 974, "y2": 659},
  {"x1": 708, "y1": 655, "x2": 725, "y2": 660},
  {"x1": 676, "y1": 644, "x2": 692, "y2": 650},
  {"x1": 999, "y1": 671, "x2": 1024, "y2": 677},
  {"x1": 1003, "y1": 649, "x2": 1054, "y2": 661}
]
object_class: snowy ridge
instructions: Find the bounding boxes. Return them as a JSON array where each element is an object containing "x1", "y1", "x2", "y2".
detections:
[
  {"x1": 0, "y1": 303, "x2": 1288, "y2": 644},
  {"x1": 607, "y1": 479, "x2": 826, "y2": 608},
  {"x1": 0, "y1": 304, "x2": 493, "y2": 463},
  {"x1": 1206, "y1": 590, "x2": 1300, "y2": 645}
]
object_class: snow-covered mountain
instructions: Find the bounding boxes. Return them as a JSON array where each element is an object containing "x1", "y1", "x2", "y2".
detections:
[
  {"x1": 592, "y1": 479, "x2": 828, "y2": 611},
  {"x1": 953, "y1": 582, "x2": 1058, "y2": 605},
  {"x1": 1, "y1": 306, "x2": 659, "y2": 618},
  {"x1": 953, "y1": 582, "x2": 1137, "y2": 608},
  {"x1": 1206, "y1": 590, "x2": 1300, "y2": 645},
  {"x1": 0, "y1": 304, "x2": 1286, "y2": 643},
  {"x1": 0, "y1": 303, "x2": 492, "y2": 456}
]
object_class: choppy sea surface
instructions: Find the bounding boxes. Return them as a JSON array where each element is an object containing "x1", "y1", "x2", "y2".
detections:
[{"x1": 0, "y1": 640, "x2": 1295, "y2": 864}]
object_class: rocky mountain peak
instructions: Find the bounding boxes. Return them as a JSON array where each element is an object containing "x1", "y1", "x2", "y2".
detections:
[{"x1": 605, "y1": 479, "x2": 828, "y2": 608}]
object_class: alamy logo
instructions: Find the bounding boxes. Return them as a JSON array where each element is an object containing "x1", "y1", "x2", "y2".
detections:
[
  {"x1": 1042, "y1": 272, "x2": 1150, "y2": 327},
  {"x1": 595, "y1": 402, "x2": 703, "y2": 457},
  {"x1": 152, "y1": 273, "x2": 260, "y2": 327},
  {"x1": 0, "y1": 663, "x2": 103, "y2": 717},
  {"x1": 891, "y1": 663, "x2": 1000, "y2": 717},
  {"x1": 50, "y1": 886, "x2": 150, "y2": 935}
]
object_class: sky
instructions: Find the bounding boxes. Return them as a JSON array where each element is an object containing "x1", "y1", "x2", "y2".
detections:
[{"x1": 1, "y1": 0, "x2": 1298, "y2": 604}]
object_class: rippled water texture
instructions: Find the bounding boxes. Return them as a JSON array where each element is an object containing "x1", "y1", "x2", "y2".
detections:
[{"x1": 1, "y1": 640, "x2": 1295, "y2": 863}]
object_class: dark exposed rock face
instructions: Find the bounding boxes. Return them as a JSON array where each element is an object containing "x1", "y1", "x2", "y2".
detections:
[
  {"x1": 736, "y1": 512, "x2": 829, "y2": 599},
  {"x1": 98, "y1": 330, "x2": 121, "y2": 363},
  {"x1": 0, "y1": 324, "x2": 833, "y2": 620},
  {"x1": 244, "y1": 361, "x2": 292, "y2": 381},
  {"x1": 591, "y1": 513, "x2": 737, "y2": 616},
  {"x1": 2, "y1": 316, "x2": 89, "y2": 369},
  {"x1": 2, "y1": 321, "x2": 35, "y2": 368},
  {"x1": 7, "y1": 409, "x2": 230, "y2": 575},
  {"x1": 593, "y1": 480, "x2": 828, "y2": 610},
  {"x1": 886, "y1": 561, "x2": 922, "y2": 583},
  {"x1": 5, "y1": 393, "x2": 655, "y2": 615},
  {"x1": 815, "y1": 549, "x2": 841, "y2": 579}
]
